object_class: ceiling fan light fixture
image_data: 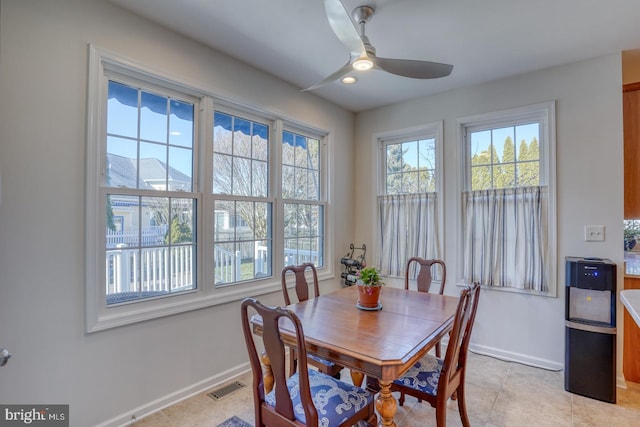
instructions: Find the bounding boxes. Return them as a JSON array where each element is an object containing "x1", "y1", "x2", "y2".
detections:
[
  {"x1": 352, "y1": 55, "x2": 374, "y2": 71},
  {"x1": 342, "y1": 76, "x2": 358, "y2": 84}
]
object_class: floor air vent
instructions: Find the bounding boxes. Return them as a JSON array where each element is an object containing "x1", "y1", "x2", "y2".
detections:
[{"x1": 207, "y1": 381, "x2": 246, "y2": 400}]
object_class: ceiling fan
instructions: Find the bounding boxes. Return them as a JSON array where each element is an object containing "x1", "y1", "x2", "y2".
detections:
[{"x1": 304, "y1": 0, "x2": 454, "y2": 91}]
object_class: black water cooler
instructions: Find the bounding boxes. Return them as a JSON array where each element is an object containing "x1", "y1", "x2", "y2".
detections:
[{"x1": 565, "y1": 257, "x2": 616, "y2": 403}]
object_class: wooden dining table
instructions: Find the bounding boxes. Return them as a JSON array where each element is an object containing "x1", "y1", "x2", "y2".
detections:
[{"x1": 251, "y1": 285, "x2": 459, "y2": 427}]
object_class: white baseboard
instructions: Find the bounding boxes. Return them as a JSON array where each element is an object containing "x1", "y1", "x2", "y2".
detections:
[
  {"x1": 94, "y1": 362, "x2": 251, "y2": 427},
  {"x1": 468, "y1": 342, "x2": 564, "y2": 371}
]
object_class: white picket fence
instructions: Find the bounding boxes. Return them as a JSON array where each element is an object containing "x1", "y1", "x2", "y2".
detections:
[{"x1": 106, "y1": 242, "x2": 321, "y2": 300}]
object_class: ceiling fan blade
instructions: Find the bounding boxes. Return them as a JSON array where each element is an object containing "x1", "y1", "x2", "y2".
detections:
[
  {"x1": 302, "y1": 59, "x2": 354, "y2": 91},
  {"x1": 324, "y1": 0, "x2": 365, "y2": 56},
  {"x1": 374, "y1": 57, "x2": 453, "y2": 79}
]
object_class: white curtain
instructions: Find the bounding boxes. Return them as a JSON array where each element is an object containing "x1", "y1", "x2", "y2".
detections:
[
  {"x1": 462, "y1": 186, "x2": 547, "y2": 292},
  {"x1": 378, "y1": 193, "x2": 439, "y2": 277}
]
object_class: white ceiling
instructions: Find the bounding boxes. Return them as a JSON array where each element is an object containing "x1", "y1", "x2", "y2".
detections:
[{"x1": 109, "y1": 0, "x2": 640, "y2": 112}]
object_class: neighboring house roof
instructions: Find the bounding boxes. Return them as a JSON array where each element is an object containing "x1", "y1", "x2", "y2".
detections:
[{"x1": 107, "y1": 153, "x2": 191, "y2": 190}]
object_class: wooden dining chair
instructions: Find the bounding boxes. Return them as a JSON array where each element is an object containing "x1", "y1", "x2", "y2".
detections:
[
  {"x1": 405, "y1": 257, "x2": 447, "y2": 357},
  {"x1": 281, "y1": 263, "x2": 343, "y2": 379},
  {"x1": 390, "y1": 282, "x2": 481, "y2": 427},
  {"x1": 241, "y1": 298, "x2": 377, "y2": 427}
]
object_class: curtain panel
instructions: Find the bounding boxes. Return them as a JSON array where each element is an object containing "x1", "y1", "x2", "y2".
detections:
[
  {"x1": 462, "y1": 186, "x2": 548, "y2": 292},
  {"x1": 378, "y1": 193, "x2": 439, "y2": 277}
]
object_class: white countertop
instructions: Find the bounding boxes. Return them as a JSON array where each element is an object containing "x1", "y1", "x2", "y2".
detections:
[{"x1": 621, "y1": 290, "x2": 640, "y2": 326}]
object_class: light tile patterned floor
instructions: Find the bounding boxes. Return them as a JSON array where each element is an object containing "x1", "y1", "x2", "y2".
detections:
[{"x1": 131, "y1": 352, "x2": 640, "y2": 426}]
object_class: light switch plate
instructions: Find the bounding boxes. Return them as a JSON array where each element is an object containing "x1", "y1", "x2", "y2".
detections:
[{"x1": 584, "y1": 225, "x2": 605, "y2": 241}]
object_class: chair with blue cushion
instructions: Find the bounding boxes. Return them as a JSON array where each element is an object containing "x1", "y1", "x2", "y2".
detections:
[
  {"x1": 281, "y1": 263, "x2": 344, "y2": 379},
  {"x1": 241, "y1": 297, "x2": 377, "y2": 427},
  {"x1": 404, "y1": 257, "x2": 447, "y2": 357},
  {"x1": 390, "y1": 282, "x2": 481, "y2": 427}
]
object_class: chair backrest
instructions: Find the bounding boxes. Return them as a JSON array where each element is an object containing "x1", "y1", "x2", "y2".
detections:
[
  {"x1": 404, "y1": 257, "x2": 447, "y2": 294},
  {"x1": 439, "y1": 282, "x2": 481, "y2": 394},
  {"x1": 281, "y1": 263, "x2": 320, "y2": 305},
  {"x1": 241, "y1": 298, "x2": 319, "y2": 427}
]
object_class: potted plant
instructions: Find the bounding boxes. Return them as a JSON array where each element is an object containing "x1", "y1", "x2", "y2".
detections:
[{"x1": 356, "y1": 266, "x2": 384, "y2": 309}]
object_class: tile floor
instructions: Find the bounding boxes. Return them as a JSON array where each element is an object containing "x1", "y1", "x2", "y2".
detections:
[{"x1": 130, "y1": 352, "x2": 640, "y2": 426}]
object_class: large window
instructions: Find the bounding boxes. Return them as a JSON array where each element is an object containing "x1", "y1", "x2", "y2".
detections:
[
  {"x1": 104, "y1": 81, "x2": 197, "y2": 305},
  {"x1": 459, "y1": 102, "x2": 556, "y2": 295},
  {"x1": 86, "y1": 47, "x2": 327, "y2": 331},
  {"x1": 212, "y1": 111, "x2": 272, "y2": 284},
  {"x1": 377, "y1": 123, "x2": 443, "y2": 277},
  {"x1": 282, "y1": 130, "x2": 324, "y2": 267}
]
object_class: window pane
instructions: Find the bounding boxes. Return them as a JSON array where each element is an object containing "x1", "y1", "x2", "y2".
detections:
[
  {"x1": 236, "y1": 201, "x2": 254, "y2": 240},
  {"x1": 402, "y1": 140, "x2": 418, "y2": 169},
  {"x1": 418, "y1": 138, "x2": 436, "y2": 169},
  {"x1": 254, "y1": 202, "x2": 270, "y2": 240},
  {"x1": 232, "y1": 157, "x2": 252, "y2": 196},
  {"x1": 106, "y1": 136, "x2": 137, "y2": 188},
  {"x1": 213, "y1": 200, "x2": 235, "y2": 241},
  {"x1": 252, "y1": 160, "x2": 267, "y2": 197},
  {"x1": 140, "y1": 91, "x2": 168, "y2": 143},
  {"x1": 384, "y1": 137, "x2": 437, "y2": 195},
  {"x1": 139, "y1": 142, "x2": 167, "y2": 190},
  {"x1": 141, "y1": 196, "x2": 169, "y2": 247},
  {"x1": 294, "y1": 134, "x2": 307, "y2": 168},
  {"x1": 307, "y1": 170, "x2": 319, "y2": 200},
  {"x1": 168, "y1": 198, "x2": 194, "y2": 244},
  {"x1": 107, "y1": 81, "x2": 138, "y2": 138},
  {"x1": 283, "y1": 131, "x2": 320, "y2": 202},
  {"x1": 296, "y1": 172, "x2": 308, "y2": 199},
  {"x1": 213, "y1": 112, "x2": 233, "y2": 154},
  {"x1": 386, "y1": 172, "x2": 402, "y2": 194},
  {"x1": 213, "y1": 153, "x2": 232, "y2": 194},
  {"x1": 169, "y1": 100, "x2": 193, "y2": 148},
  {"x1": 283, "y1": 203, "x2": 323, "y2": 267},
  {"x1": 284, "y1": 203, "x2": 297, "y2": 238},
  {"x1": 107, "y1": 81, "x2": 195, "y2": 193},
  {"x1": 470, "y1": 130, "x2": 493, "y2": 165},
  {"x1": 492, "y1": 127, "x2": 514, "y2": 164},
  {"x1": 234, "y1": 117, "x2": 252, "y2": 158},
  {"x1": 386, "y1": 143, "x2": 405, "y2": 175},
  {"x1": 214, "y1": 112, "x2": 270, "y2": 198},
  {"x1": 308, "y1": 138, "x2": 320, "y2": 170},
  {"x1": 213, "y1": 200, "x2": 272, "y2": 284},
  {"x1": 105, "y1": 194, "x2": 196, "y2": 305},
  {"x1": 214, "y1": 242, "x2": 236, "y2": 284},
  {"x1": 106, "y1": 194, "x2": 138, "y2": 249},
  {"x1": 495, "y1": 163, "x2": 515, "y2": 188},
  {"x1": 282, "y1": 132, "x2": 295, "y2": 166},
  {"x1": 517, "y1": 161, "x2": 540, "y2": 186},
  {"x1": 471, "y1": 165, "x2": 492, "y2": 190},
  {"x1": 168, "y1": 146, "x2": 193, "y2": 191},
  {"x1": 282, "y1": 165, "x2": 295, "y2": 199},
  {"x1": 515, "y1": 123, "x2": 539, "y2": 161},
  {"x1": 469, "y1": 123, "x2": 540, "y2": 191},
  {"x1": 402, "y1": 171, "x2": 419, "y2": 193},
  {"x1": 418, "y1": 169, "x2": 436, "y2": 192},
  {"x1": 253, "y1": 123, "x2": 269, "y2": 161}
]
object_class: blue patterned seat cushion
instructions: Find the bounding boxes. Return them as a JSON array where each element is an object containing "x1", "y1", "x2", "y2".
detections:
[
  {"x1": 393, "y1": 354, "x2": 443, "y2": 396},
  {"x1": 265, "y1": 369, "x2": 373, "y2": 426}
]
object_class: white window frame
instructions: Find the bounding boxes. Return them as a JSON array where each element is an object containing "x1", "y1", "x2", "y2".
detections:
[
  {"x1": 375, "y1": 122, "x2": 444, "y2": 276},
  {"x1": 456, "y1": 101, "x2": 557, "y2": 296},
  {"x1": 279, "y1": 123, "x2": 328, "y2": 269},
  {"x1": 86, "y1": 45, "x2": 330, "y2": 332}
]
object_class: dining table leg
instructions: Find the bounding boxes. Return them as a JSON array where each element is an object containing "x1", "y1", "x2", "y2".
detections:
[{"x1": 375, "y1": 380, "x2": 397, "y2": 427}]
